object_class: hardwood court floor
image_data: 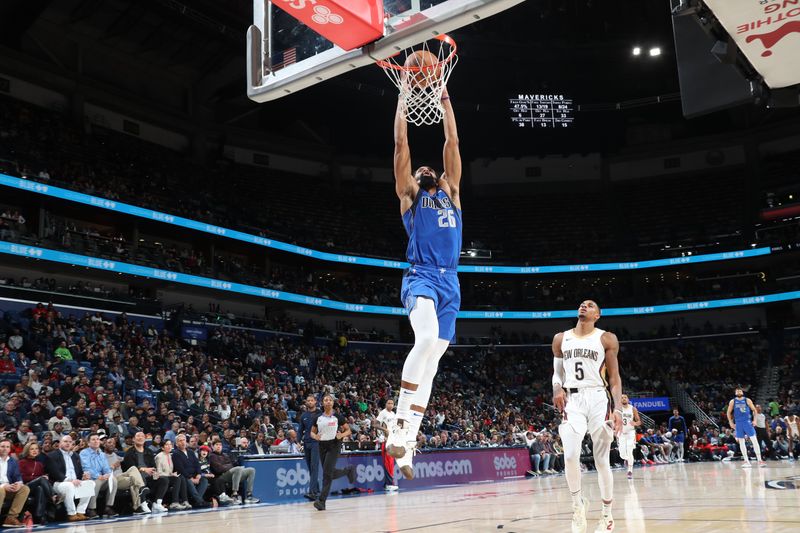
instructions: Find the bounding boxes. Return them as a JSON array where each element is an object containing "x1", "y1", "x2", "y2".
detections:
[{"x1": 38, "y1": 461, "x2": 800, "y2": 532}]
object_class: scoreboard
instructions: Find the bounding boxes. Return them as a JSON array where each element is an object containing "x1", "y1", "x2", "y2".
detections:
[{"x1": 509, "y1": 94, "x2": 575, "y2": 128}]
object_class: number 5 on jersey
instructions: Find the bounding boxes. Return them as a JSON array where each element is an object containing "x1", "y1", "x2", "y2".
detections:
[
  {"x1": 437, "y1": 209, "x2": 456, "y2": 228},
  {"x1": 575, "y1": 361, "x2": 584, "y2": 381}
]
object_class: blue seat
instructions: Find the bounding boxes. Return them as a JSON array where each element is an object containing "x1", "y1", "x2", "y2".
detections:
[{"x1": 136, "y1": 389, "x2": 156, "y2": 407}]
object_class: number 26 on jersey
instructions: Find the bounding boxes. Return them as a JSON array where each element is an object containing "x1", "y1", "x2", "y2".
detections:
[{"x1": 437, "y1": 209, "x2": 456, "y2": 228}]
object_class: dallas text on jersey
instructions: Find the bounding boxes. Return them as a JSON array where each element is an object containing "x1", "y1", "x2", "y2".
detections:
[{"x1": 420, "y1": 196, "x2": 453, "y2": 210}]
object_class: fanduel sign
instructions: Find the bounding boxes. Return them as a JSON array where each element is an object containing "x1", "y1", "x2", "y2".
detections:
[
  {"x1": 630, "y1": 397, "x2": 670, "y2": 412},
  {"x1": 704, "y1": 0, "x2": 800, "y2": 88}
]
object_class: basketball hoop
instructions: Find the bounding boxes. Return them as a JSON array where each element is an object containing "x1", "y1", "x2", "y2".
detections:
[{"x1": 376, "y1": 34, "x2": 458, "y2": 126}]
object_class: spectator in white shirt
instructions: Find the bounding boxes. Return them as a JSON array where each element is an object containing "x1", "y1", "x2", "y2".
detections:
[
  {"x1": 7, "y1": 331, "x2": 22, "y2": 352},
  {"x1": 216, "y1": 399, "x2": 231, "y2": 421}
]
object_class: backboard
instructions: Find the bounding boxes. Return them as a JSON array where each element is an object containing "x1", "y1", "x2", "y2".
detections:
[{"x1": 247, "y1": 0, "x2": 526, "y2": 102}]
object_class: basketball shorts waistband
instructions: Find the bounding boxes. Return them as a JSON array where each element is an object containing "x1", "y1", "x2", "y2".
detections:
[
  {"x1": 566, "y1": 386, "x2": 607, "y2": 394},
  {"x1": 408, "y1": 264, "x2": 458, "y2": 275}
]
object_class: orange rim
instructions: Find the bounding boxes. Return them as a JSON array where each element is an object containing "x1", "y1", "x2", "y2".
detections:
[{"x1": 376, "y1": 34, "x2": 457, "y2": 72}]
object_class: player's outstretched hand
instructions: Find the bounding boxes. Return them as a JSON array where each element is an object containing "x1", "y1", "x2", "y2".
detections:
[{"x1": 553, "y1": 386, "x2": 566, "y2": 413}]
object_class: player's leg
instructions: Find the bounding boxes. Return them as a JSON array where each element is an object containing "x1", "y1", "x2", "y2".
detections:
[
  {"x1": 382, "y1": 442, "x2": 397, "y2": 490},
  {"x1": 389, "y1": 295, "x2": 440, "y2": 458},
  {"x1": 559, "y1": 395, "x2": 589, "y2": 533},
  {"x1": 404, "y1": 278, "x2": 458, "y2": 443},
  {"x1": 621, "y1": 435, "x2": 634, "y2": 476},
  {"x1": 588, "y1": 394, "x2": 615, "y2": 532},
  {"x1": 407, "y1": 338, "x2": 449, "y2": 440},
  {"x1": 746, "y1": 426, "x2": 764, "y2": 465},
  {"x1": 736, "y1": 433, "x2": 751, "y2": 466}
]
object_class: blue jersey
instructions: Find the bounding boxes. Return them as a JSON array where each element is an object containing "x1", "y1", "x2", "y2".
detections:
[
  {"x1": 733, "y1": 397, "x2": 753, "y2": 426},
  {"x1": 402, "y1": 189, "x2": 462, "y2": 269}
]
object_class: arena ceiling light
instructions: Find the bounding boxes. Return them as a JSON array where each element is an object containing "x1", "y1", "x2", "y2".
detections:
[
  {"x1": 632, "y1": 46, "x2": 642, "y2": 56},
  {"x1": 649, "y1": 47, "x2": 662, "y2": 57}
]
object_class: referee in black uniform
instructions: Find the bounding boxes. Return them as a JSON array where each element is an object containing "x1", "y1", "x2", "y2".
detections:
[{"x1": 310, "y1": 393, "x2": 356, "y2": 511}]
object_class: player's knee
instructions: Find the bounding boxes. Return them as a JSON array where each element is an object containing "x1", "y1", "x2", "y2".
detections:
[{"x1": 413, "y1": 331, "x2": 439, "y2": 354}]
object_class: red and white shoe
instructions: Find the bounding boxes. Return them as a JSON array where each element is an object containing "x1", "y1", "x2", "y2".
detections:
[{"x1": 594, "y1": 513, "x2": 614, "y2": 532}]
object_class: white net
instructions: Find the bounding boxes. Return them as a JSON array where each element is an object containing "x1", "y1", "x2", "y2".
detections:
[{"x1": 377, "y1": 35, "x2": 458, "y2": 126}]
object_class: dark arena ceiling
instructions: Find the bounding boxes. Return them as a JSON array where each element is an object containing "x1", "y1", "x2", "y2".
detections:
[{"x1": 0, "y1": 0, "x2": 796, "y2": 158}]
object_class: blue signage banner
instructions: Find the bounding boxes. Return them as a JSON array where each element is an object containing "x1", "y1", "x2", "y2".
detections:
[
  {"x1": 630, "y1": 397, "x2": 671, "y2": 412},
  {"x1": 1, "y1": 240, "x2": 797, "y2": 319},
  {"x1": 0, "y1": 173, "x2": 771, "y2": 274},
  {"x1": 181, "y1": 325, "x2": 207, "y2": 341},
  {"x1": 243, "y1": 447, "x2": 531, "y2": 502}
]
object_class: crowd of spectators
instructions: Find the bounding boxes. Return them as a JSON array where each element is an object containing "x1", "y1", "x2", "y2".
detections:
[{"x1": 0, "y1": 296, "x2": 794, "y2": 525}]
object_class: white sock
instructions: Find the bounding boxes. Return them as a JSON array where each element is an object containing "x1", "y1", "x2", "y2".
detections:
[
  {"x1": 571, "y1": 490, "x2": 583, "y2": 506},
  {"x1": 156, "y1": 499, "x2": 162, "y2": 505},
  {"x1": 407, "y1": 410, "x2": 424, "y2": 442},
  {"x1": 396, "y1": 387, "x2": 416, "y2": 422},
  {"x1": 602, "y1": 502, "x2": 612, "y2": 516}
]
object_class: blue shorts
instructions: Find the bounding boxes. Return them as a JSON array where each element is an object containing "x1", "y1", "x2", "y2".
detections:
[
  {"x1": 401, "y1": 265, "x2": 460, "y2": 343},
  {"x1": 735, "y1": 423, "x2": 756, "y2": 439},
  {"x1": 674, "y1": 433, "x2": 685, "y2": 443}
]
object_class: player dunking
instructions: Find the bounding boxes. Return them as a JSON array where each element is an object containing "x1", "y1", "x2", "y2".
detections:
[
  {"x1": 385, "y1": 86, "x2": 462, "y2": 480},
  {"x1": 727, "y1": 387, "x2": 765, "y2": 468},
  {"x1": 618, "y1": 394, "x2": 641, "y2": 479},
  {"x1": 552, "y1": 300, "x2": 622, "y2": 533}
]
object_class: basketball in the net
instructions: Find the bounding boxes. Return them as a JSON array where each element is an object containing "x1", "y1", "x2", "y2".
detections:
[{"x1": 403, "y1": 50, "x2": 441, "y2": 88}]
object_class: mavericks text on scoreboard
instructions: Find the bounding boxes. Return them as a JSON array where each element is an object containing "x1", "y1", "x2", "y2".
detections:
[{"x1": 510, "y1": 94, "x2": 575, "y2": 128}]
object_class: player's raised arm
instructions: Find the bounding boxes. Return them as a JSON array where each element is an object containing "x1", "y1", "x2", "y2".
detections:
[
  {"x1": 440, "y1": 86, "x2": 461, "y2": 209},
  {"x1": 394, "y1": 98, "x2": 416, "y2": 213},
  {"x1": 603, "y1": 332, "x2": 623, "y2": 433}
]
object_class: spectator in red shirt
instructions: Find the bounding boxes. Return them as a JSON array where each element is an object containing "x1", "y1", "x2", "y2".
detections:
[
  {"x1": 31, "y1": 303, "x2": 47, "y2": 320},
  {"x1": 19, "y1": 441, "x2": 55, "y2": 524},
  {"x1": 0, "y1": 352, "x2": 16, "y2": 374}
]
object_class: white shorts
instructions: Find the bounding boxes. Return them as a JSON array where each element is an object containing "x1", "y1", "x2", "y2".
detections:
[
  {"x1": 618, "y1": 432, "x2": 636, "y2": 459},
  {"x1": 560, "y1": 387, "x2": 613, "y2": 439}
]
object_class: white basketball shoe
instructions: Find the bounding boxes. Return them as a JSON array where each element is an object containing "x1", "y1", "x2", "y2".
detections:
[
  {"x1": 571, "y1": 498, "x2": 588, "y2": 533},
  {"x1": 595, "y1": 513, "x2": 614, "y2": 532},
  {"x1": 395, "y1": 440, "x2": 417, "y2": 480},
  {"x1": 386, "y1": 420, "x2": 412, "y2": 459}
]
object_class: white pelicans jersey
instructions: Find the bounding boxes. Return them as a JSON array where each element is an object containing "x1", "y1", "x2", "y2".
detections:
[
  {"x1": 621, "y1": 404, "x2": 636, "y2": 435},
  {"x1": 561, "y1": 327, "x2": 607, "y2": 389}
]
